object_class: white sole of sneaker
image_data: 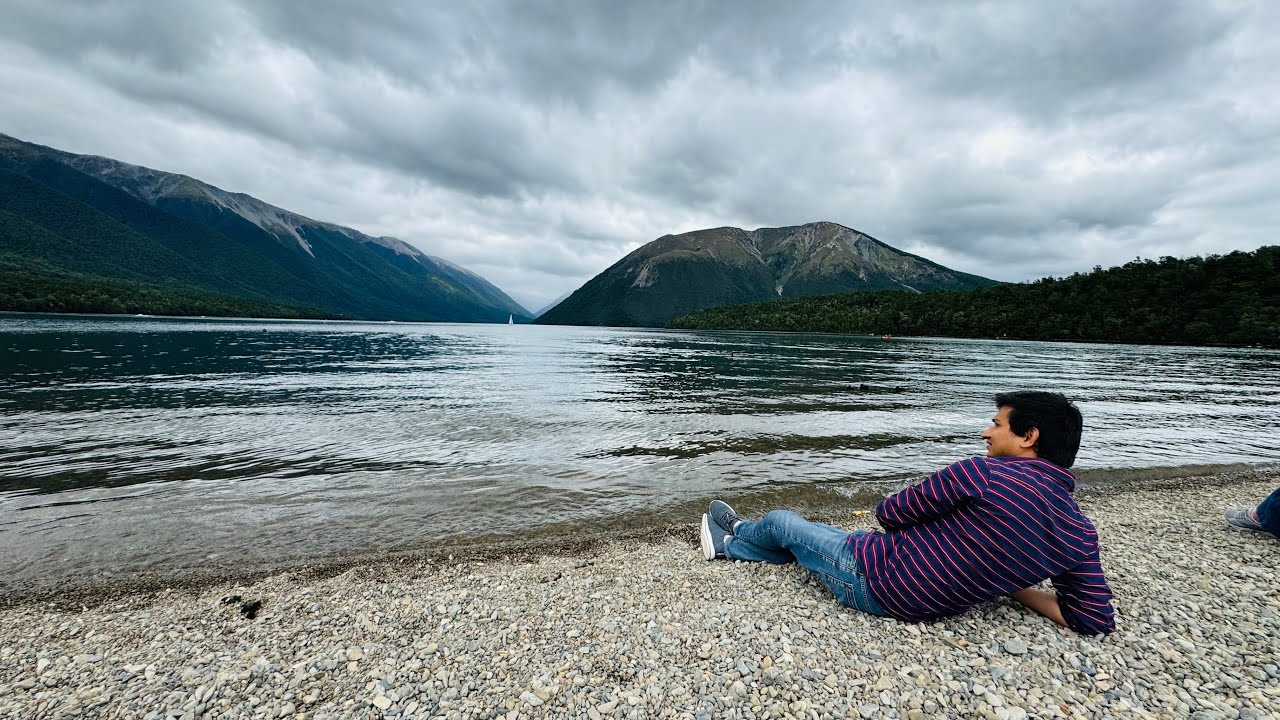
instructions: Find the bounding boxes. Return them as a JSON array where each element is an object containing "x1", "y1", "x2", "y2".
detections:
[{"x1": 699, "y1": 513, "x2": 717, "y2": 561}]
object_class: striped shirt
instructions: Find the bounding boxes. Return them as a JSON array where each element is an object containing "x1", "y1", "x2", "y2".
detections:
[{"x1": 851, "y1": 456, "x2": 1115, "y2": 635}]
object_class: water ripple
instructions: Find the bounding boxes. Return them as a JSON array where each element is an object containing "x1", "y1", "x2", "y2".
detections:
[{"x1": 1, "y1": 316, "x2": 1278, "y2": 596}]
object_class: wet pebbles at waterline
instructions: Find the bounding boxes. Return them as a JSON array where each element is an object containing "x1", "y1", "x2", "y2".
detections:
[{"x1": 0, "y1": 471, "x2": 1277, "y2": 719}]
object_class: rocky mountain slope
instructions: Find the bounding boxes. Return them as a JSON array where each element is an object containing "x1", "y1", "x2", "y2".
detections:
[
  {"x1": 536, "y1": 222, "x2": 998, "y2": 327},
  {"x1": 0, "y1": 134, "x2": 530, "y2": 322}
]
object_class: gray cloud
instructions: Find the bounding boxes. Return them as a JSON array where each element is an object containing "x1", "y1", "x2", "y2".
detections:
[
  {"x1": 1, "y1": 0, "x2": 1277, "y2": 309},
  {"x1": 842, "y1": 2, "x2": 1241, "y2": 118}
]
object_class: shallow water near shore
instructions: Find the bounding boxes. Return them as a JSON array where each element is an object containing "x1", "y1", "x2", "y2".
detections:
[{"x1": 2, "y1": 313, "x2": 1279, "y2": 597}]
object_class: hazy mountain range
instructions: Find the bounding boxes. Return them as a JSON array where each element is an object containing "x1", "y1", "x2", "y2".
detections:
[
  {"x1": 0, "y1": 134, "x2": 531, "y2": 322},
  {"x1": 536, "y1": 221, "x2": 999, "y2": 327}
]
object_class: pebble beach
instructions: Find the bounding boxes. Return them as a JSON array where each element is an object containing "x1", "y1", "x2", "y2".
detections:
[{"x1": 1, "y1": 470, "x2": 1277, "y2": 720}]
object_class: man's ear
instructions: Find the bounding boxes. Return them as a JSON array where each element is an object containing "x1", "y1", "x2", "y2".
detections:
[{"x1": 1019, "y1": 426, "x2": 1040, "y2": 450}]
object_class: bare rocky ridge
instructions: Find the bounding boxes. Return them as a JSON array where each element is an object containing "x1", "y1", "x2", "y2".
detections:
[
  {"x1": 1, "y1": 470, "x2": 1275, "y2": 719},
  {"x1": 536, "y1": 222, "x2": 999, "y2": 328}
]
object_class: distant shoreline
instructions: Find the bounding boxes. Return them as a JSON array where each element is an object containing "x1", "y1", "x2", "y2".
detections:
[
  {"x1": 0, "y1": 310, "x2": 525, "y2": 325},
  {"x1": 3, "y1": 311, "x2": 1274, "y2": 348},
  {"x1": 670, "y1": 324, "x2": 1279, "y2": 351}
]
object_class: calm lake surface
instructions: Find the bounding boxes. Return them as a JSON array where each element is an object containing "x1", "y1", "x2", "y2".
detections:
[{"x1": 2, "y1": 314, "x2": 1279, "y2": 596}]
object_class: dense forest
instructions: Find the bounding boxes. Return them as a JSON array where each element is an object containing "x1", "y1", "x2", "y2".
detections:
[
  {"x1": 0, "y1": 270, "x2": 338, "y2": 319},
  {"x1": 670, "y1": 247, "x2": 1279, "y2": 347}
]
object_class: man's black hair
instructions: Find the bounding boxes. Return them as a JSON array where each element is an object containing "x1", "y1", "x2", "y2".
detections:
[{"x1": 994, "y1": 391, "x2": 1083, "y2": 468}]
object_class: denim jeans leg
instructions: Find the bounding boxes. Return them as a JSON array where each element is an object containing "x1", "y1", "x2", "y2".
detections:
[
  {"x1": 725, "y1": 510, "x2": 887, "y2": 616},
  {"x1": 724, "y1": 509, "x2": 839, "y2": 564},
  {"x1": 1256, "y1": 487, "x2": 1280, "y2": 538}
]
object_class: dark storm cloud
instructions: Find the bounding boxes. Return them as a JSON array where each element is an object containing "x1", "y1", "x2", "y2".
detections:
[
  {"x1": 240, "y1": 1, "x2": 864, "y2": 100},
  {"x1": 5, "y1": 0, "x2": 234, "y2": 72},
  {"x1": 841, "y1": 2, "x2": 1241, "y2": 118},
  {"x1": 1, "y1": 0, "x2": 1277, "y2": 307}
]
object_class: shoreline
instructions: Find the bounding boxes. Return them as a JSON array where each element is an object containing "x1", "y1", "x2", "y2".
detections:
[
  {"x1": 1, "y1": 467, "x2": 1276, "y2": 718},
  {"x1": 3, "y1": 464, "x2": 1274, "y2": 613}
]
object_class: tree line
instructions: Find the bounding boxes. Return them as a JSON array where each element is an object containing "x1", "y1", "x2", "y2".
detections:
[
  {"x1": 0, "y1": 270, "x2": 339, "y2": 320},
  {"x1": 670, "y1": 247, "x2": 1279, "y2": 348}
]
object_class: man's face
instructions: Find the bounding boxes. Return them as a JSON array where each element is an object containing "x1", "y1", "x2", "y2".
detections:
[{"x1": 980, "y1": 406, "x2": 1037, "y2": 459}]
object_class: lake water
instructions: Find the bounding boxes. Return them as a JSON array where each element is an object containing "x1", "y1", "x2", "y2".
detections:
[{"x1": 2, "y1": 314, "x2": 1278, "y2": 597}]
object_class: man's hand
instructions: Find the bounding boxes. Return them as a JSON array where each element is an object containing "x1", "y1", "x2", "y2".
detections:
[{"x1": 1009, "y1": 587, "x2": 1066, "y2": 627}]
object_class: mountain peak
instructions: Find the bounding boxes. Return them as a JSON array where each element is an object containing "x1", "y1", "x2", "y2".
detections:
[{"x1": 536, "y1": 222, "x2": 998, "y2": 328}]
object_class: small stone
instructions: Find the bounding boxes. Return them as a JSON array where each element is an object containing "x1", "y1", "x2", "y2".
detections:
[
  {"x1": 519, "y1": 691, "x2": 544, "y2": 707},
  {"x1": 346, "y1": 647, "x2": 364, "y2": 662},
  {"x1": 36, "y1": 659, "x2": 50, "y2": 674},
  {"x1": 371, "y1": 695, "x2": 392, "y2": 710},
  {"x1": 278, "y1": 703, "x2": 296, "y2": 717},
  {"x1": 1003, "y1": 639, "x2": 1028, "y2": 655}
]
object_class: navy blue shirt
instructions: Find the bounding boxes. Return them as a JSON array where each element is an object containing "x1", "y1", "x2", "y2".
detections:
[{"x1": 851, "y1": 456, "x2": 1115, "y2": 635}]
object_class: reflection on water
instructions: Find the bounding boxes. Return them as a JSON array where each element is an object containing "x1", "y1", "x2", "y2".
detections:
[{"x1": 1, "y1": 313, "x2": 1278, "y2": 596}]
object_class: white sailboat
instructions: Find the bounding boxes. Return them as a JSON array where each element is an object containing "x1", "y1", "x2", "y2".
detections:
[{"x1": 508, "y1": 314, "x2": 514, "y2": 325}]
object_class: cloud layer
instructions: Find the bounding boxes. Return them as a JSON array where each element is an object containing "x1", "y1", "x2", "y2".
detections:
[{"x1": 3, "y1": 0, "x2": 1278, "y2": 310}]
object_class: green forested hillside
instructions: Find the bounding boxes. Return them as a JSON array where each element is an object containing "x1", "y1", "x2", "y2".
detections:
[
  {"x1": 670, "y1": 248, "x2": 1279, "y2": 347},
  {"x1": 0, "y1": 133, "x2": 533, "y2": 322}
]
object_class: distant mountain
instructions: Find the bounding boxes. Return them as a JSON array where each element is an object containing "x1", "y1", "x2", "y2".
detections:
[
  {"x1": 535, "y1": 221, "x2": 999, "y2": 327},
  {"x1": 534, "y1": 290, "x2": 573, "y2": 318},
  {"x1": 0, "y1": 134, "x2": 531, "y2": 322}
]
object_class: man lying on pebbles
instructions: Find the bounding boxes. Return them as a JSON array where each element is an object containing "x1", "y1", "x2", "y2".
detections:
[{"x1": 702, "y1": 390, "x2": 1116, "y2": 635}]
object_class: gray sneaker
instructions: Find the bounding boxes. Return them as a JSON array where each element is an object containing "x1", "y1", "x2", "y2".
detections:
[
  {"x1": 700, "y1": 514, "x2": 728, "y2": 560},
  {"x1": 709, "y1": 500, "x2": 746, "y2": 535},
  {"x1": 1225, "y1": 507, "x2": 1265, "y2": 532}
]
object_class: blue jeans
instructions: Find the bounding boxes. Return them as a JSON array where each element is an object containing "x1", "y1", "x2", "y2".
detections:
[
  {"x1": 1258, "y1": 487, "x2": 1280, "y2": 537},
  {"x1": 724, "y1": 509, "x2": 887, "y2": 616}
]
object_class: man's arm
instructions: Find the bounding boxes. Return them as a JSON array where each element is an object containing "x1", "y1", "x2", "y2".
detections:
[
  {"x1": 1049, "y1": 554, "x2": 1116, "y2": 635},
  {"x1": 1009, "y1": 587, "x2": 1066, "y2": 627},
  {"x1": 876, "y1": 457, "x2": 986, "y2": 531},
  {"x1": 1011, "y1": 555, "x2": 1116, "y2": 635}
]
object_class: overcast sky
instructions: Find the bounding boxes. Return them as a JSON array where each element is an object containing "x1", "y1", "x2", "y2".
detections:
[{"x1": 2, "y1": 1, "x2": 1278, "y2": 311}]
